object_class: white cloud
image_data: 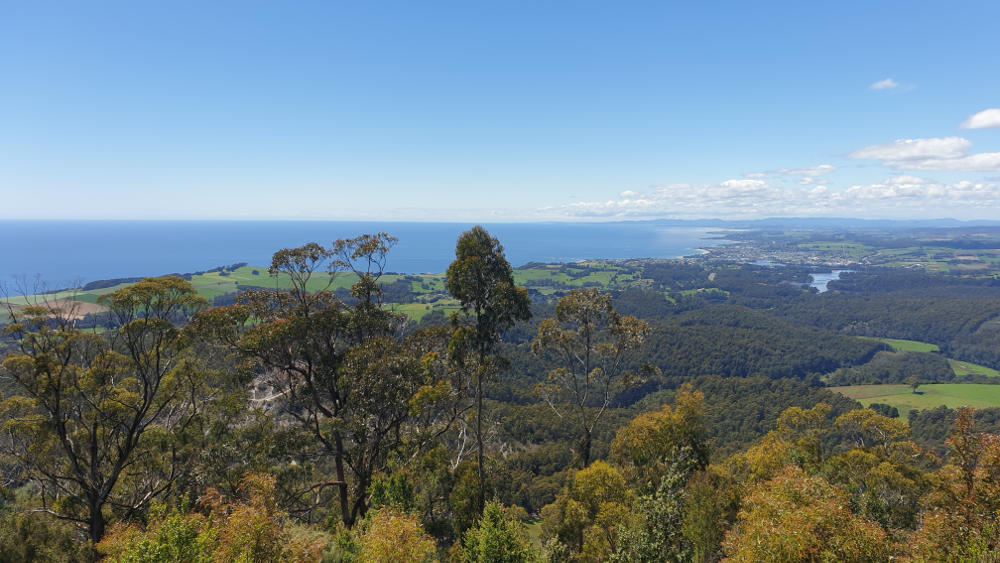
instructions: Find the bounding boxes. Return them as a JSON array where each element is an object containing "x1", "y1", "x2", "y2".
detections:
[
  {"x1": 720, "y1": 179, "x2": 768, "y2": 191},
  {"x1": 779, "y1": 164, "x2": 836, "y2": 184},
  {"x1": 885, "y1": 175, "x2": 927, "y2": 185},
  {"x1": 779, "y1": 164, "x2": 836, "y2": 177},
  {"x1": 848, "y1": 137, "x2": 1000, "y2": 171},
  {"x1": 870, "y1": 78, "x2": 899, "y2": 90},
  {"x1": 544, "y1": 176, "x2": 1000, "y2": 220},
  {"x1": 548, "y1": 180, "x2": 785, "y2": 219},
  {"x1": 849, "y1": 137, "x2": 970, "y2": 160},
  {"x1": 960, "y1": 108, "x2": 1000, "y2": 130},
  {"x1": 842, "y1": 177, "x2": 997, "y2": 205},
  {"x1": 897, "y1": 153, "x2": 1000, "y2": 171},
  {"x1": 745, "y1": 164, "x2": 835, "y2": 184}
]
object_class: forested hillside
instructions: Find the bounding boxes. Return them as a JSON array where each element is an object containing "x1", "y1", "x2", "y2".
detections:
[{"x1": 4, "y1": 229, "x2": 1000, "y2": 561}]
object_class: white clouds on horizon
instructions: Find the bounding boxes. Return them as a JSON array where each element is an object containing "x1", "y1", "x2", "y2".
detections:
[
  {"x1": 960, "y1": 108, "x2": 1000, "y2": 130},
  {"x1": 778, "y1": 164, "x2": 836, "y2": 177},
  {"x1": 870, "y1": 78, "x2": 899, "y2": 90},
  {"x1": 542, "y1": 175, "x2": 1000, "y2": 220},
  {"x1": 841, "y1": 175, "x2": 998, "y2": 207},
  {"x1": 848, "y1": 137, "x2": 1000, "y2": 171},
  {"x1": 541, "y1": 111, "x2": 1000, "y2": 221},
  {"x1": 744, "y1": 164, "x2": 836, "y2": 185},
  {"x1": 901, "y1": 153, "x2": 1000, "y2": 171},
  {"x1": 849, "y1": 137, "x2": 970, "y2": 160},
  {"x1": 781, "y1": 164, "x2": 836, "y2": 184}
]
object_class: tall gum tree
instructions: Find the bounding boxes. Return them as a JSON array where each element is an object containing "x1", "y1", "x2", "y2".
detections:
[
  {"x1": 532, "y1": 288, "x2": 652, "y2": 466},
  {"x1": 445, "y1": 226, "x2": 531, "y2": 512},
  {"x1": 0, "y1": 276, "x2": 208, "y2": 549},
  {"x1": 192, "y1": 234, "x2": 461, "y2": 527}
]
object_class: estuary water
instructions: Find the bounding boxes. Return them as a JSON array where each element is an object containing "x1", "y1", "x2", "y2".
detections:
[
  {"x1": 1, "y1": 220, "x2": 730, "y2": 291},
  {"x1": 809, "y1": 270, "x2": 853, "y2": 293}
]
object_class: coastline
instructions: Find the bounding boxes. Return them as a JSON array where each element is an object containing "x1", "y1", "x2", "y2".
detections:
[{"x1": 2, "y1": 221, "x2": 730, "y2": 292}]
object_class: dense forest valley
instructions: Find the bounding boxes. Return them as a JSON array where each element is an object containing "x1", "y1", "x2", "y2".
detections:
[{"x1": 4, "y1": 226, "x2": 1000, "y2": 561}]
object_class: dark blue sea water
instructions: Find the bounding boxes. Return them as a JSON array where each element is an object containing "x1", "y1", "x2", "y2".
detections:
[{"x1": 0, "y1": 221, "x2": 729, "y2": 291}]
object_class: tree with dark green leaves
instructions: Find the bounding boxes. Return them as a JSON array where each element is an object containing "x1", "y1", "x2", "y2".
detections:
[
  {"x1": 532, "y1": 288, "x2": 651, "y2": 467},
  {"x1": 0, "y1": 277, "x2": 208, "y2": 549},
  {"x1": 446, "y1": 226, "x2": 531, "y2": 512}
]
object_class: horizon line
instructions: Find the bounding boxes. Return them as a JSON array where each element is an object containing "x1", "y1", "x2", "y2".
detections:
[{"x1": 3, "y1": 216, "x2": 1000, "y2": 225}]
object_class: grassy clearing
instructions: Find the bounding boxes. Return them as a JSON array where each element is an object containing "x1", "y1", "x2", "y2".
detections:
[
  {"x1": 409, "y1": 274, "x2": 447, "y2": 293},
  {"x1": 797, "y1": 242, "x2": 874, "y2": 261},
  {"x1": 856, "y1": 337, "x2": 999, "y2": 378},
  {"x1": 514, "y1": 268, "x2": 577, "y2": 285},
  {"x1": 4, "y1": 262, "x2": 643, "y2": 323},
  {"x1": 188, "y1": 266, "x2": 374, "y2": 294},
  {"x1": 2, "y1": 288, "x2": 101, "y2": 307},
  {"x1": 525, "y1": 520, "x2": 543, "y2": 550},
  {"x1": 949, "y1": 359, "x2": 1000, "y2": 378},
  {"x1": 833, "y1": 383, "x2": 1000, "y2": 412},
  {"x1": 389, "y1": 301, "x2": 460, "y2": 322},
  {"x1": 860, "y1": 336, "x2": 940, "y2": 353},
  {"x1": 679, "y1": 288, "x2": 729, "y2": 298},
  {"x1": 513, "y1": 263, "x2": 643, "y2": 290}
]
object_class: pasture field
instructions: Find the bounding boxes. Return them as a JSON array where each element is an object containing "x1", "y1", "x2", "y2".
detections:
[
  {"x1": 833, "y1": 383, "x2": 1000, "y2": 412},
  {"x1": 2, "y1": 285, "x2": 125, "y2": 306},
  {"x1": 188, "y1": 266, "x2": 361, "y2": 295},
  {"x1": 409, "y1": 274, "x2": 447, "y2": 293},
  {"x1": 870, "y1": 246, "x2": 998, "y2": 273},
  {"x1": 3, "y1": 262, "x2": 651, "y2": 322},
  {"x1": 860, "y1": 336, "x2": 940, "y2": 353},
  {"x1": 797, "y1": 241, "x2": 874, "y2": 261},
  {"x1": 948, "y1": 359, "x2": 1000, "y2": 378},
  {"x1": 794, "y1": 240, "x2": 1000, "y2": 272},
  {"x1": 512, "y1": 262, "x2": 646, "y2": 295},
  {"x1": 390, "y1": 301, "x2": 461, "y2": 321},
  {"x1": 678, "y1": 288, "x2": 728, "y2": 298},
  {"x1": 856, "y1": 336, "x2": 999, "y2": 378}
]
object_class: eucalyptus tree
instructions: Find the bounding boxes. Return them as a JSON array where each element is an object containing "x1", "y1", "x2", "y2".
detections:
[
  {"x1": 445, "y1": 226, "x2": 531, "y2": 511},
  {"x1": 0, "y1": 277, "x2": 208, "y2": 547},
  {"x1": 532, "y1": 288, "x2": 651, "y2": 466},
  {"x1": 193, "y1": 234, "x2": 462, "y2": 527}
]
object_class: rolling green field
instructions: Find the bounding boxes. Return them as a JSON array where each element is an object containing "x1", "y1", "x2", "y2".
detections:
[
  {"x1": 3, "y1": 262, "x2": 656, "y2": 322},
  {"x1": 512, "y1": 262, "x2": 647, "y2": 295},
  {"x1": 797, "y1": 241, "x2": 874, "y2": 261},
  {"x1": 389, "y1": 301, "x2": 461, "y2": 321},
  {"x1": 856, "y1": 336, "x2": 999, "y2": 378},
  {"x1": 833, "y1": 383, "x2": 1000, "y2": 412},
  {"x1": 791, "y1": 238, "x2": 1000, "y2": 273},
  {"x1": 860, "y1": 336, "x2": 939, "y2": 353},
  {"x1": 948, "y1": 359, "x2": 1000, "y2": 378}
]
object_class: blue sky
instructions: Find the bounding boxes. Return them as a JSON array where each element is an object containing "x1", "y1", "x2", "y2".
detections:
[{"x1": 2, "y1": 1, "x2": 999, "y2": 221}]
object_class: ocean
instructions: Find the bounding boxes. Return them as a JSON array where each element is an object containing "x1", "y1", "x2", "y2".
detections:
[{"x1": 1, "y1": 220, "x2": 730, "y2": 291}]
